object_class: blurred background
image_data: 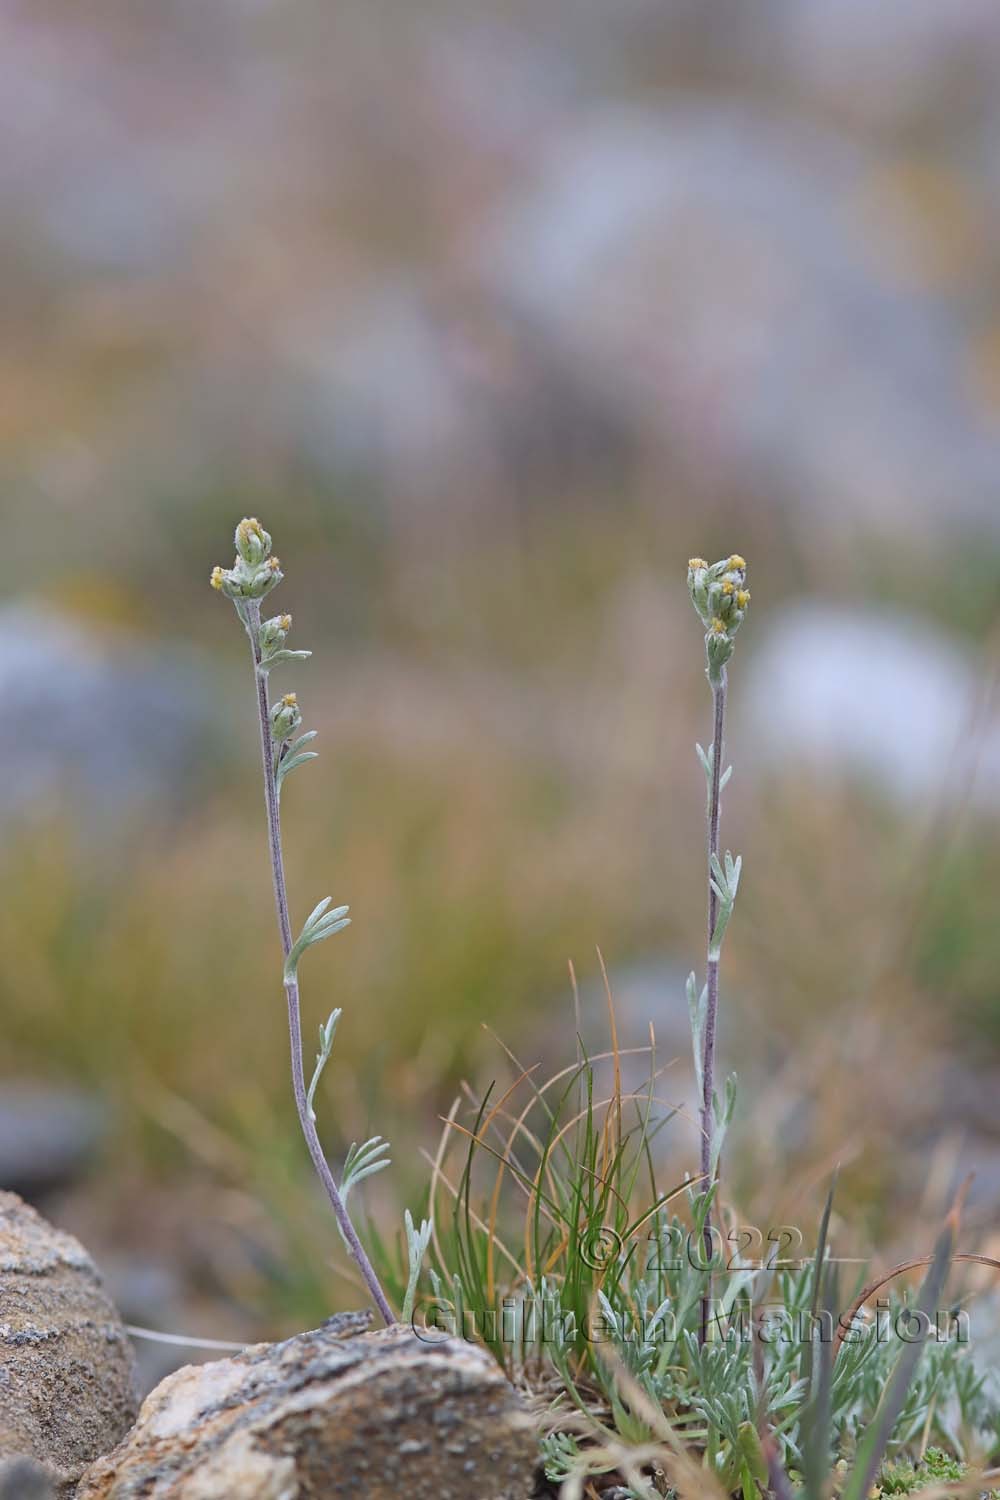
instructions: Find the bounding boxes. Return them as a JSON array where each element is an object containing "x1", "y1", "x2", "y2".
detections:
[{"x1": 3, "y1": 0, "x2": 1000, "y2": 1387}]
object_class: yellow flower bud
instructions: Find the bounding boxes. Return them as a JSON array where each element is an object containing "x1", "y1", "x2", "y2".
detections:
[
  {"x1": 270, "y1": 692, "x2": 302, "y2": 742},
  {"x1": 737, "y1": 589, "x2": 750, "y2": 608},
  {"x1": 688, "y1": 557, "x2": 708, "y2": 571},
  {"x1": 727, "y1": 554, "x2": 746, "y2": 571},
  {"x1": 260, "y1": 614, "x2": 293, "y2": 653},
  {"x1": 210, "y1": 566, "x2": 226, "y2": 591}
]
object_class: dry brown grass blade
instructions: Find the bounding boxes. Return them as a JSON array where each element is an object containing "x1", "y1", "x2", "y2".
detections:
[
  {"x1": 450, "y1": 1067, "x2": 683, "y2": 1292},
  {"x1": 426, "y1": 1095, "x2": 462, "y2": 1279},
  {"x1": 420, "y1": 1139, "x2": 523, "y2": 1281},
  {"x1": 456, "y1": 1066, "x2": 541, "y2": 1306},
  {"x1": 477, "y1": 1030, "x2": 667, "y2": 1193},
  {"x1": 909, "y1": 1468, "x2": 1000, "y2": 1498},
  {"x1": 459, "y1": 1086, "x2": 551, "y2": 1193},
  {"x1": 475, "y1": 1065, "x2": 542, "y2": 1141},
  {"x1": 452, "y1": 1070, "x2": 588, "y2": 1291},
  {"x1": 556, "y1": 1441, "x2": 675, "y2": 1500},
  {"x1": 485, "y1": 1148, "x2": 505, "y2": 1307},
  {"x1": 481, "y1": 1028, "x2": 662, "y2": 1105},
  {"x1": 541, "y1": 1230, "x2": 572, "y2": 1275},
  {"x1": 458, "y1": 1081, "x2": 544, "y2": 1234},
  {"x1": 573, "y1": 1159, "x2": 631, "y2": 1220},
  {"x1": 534, "y1": 1075, "x2": 686, "y2": 1284},
  {"x1": 542, "y1": 1074, "x2": 680, "y2": 1160},
  {"x1": 447, "y1": 1082, "x2": 551, "y2": 1189},
  {"x1": 596, "y1": 946, "x2": 623, "y2": 1162},
  {"x1": 832, "y1": 1250, "x2": 1000, "y2": 1359},
  {"x1": 441, "y1": 1117, "x2": 564, "y2": 1242}
]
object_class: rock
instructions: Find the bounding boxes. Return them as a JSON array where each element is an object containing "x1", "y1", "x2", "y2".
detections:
[
  {"x1": 740, "y1": 604, "x2": 1000, "y2": 807},
  {"x1": 539, "y1": 957, "x2": 698, "y2": 1114},
  {"x1": 0, "y1": 1192, "x2": 137, "y2": 1494},
  {"x1": 484, "y1": 103, "x2": 1000, "y2": 539},
  {"x1": 778, "y1": 0, "x2": 1000, "y2": 130},
  {"x1": 96, "y1": 1257, "x2": 196, "y2": 1397},
  {"x1": 0, "y1": 603, "x2": 216, "y2": 831},
  {"x1": 0, "y1": 1457, "x2": 55, "y2": 1499},
  {"x1": 0, "y1": 1083, "x2": 106, "y2": 1200},
  {"x1": 77, "y1": 1320, "x2": 538, "y2": 1500}
]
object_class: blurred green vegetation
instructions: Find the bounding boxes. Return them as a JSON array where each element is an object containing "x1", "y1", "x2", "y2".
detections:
[
  {"x1": 3, "y1": 1, "x2": 1000, "y2": 1342},
  {"x1": 3, "y1": 500, "x2": 1000, "y2": 1330}
]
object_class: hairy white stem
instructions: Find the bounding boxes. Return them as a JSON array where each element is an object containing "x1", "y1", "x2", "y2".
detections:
[
  {"x1": 245, "y1": 600, "x2": 394, "y2": 1326},
  {"x1": 699, "y1": 669, "x2": 726, "y2": 1343}
]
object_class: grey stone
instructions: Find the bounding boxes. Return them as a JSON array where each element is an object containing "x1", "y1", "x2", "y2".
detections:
[
  {"x1": 0, "y1": 604, "x2": 216, "y2": 829},
  {"x1": 0, "y1": 1456, "x2": 55, "y2": 1499},
  {"x1": 483, "y1": 103, "x2": 1000, "y2": 538},
  {"x1": 0, "y1": 1084, "x2": 106, "y2": 1199},
  {"x1": 96, "y1": 1258, "x2": 196, "y2": 1397},
  {"x1": 0, "y1": 1192, "x2": 137, "y2": 1495},
  {"x1": 778, "y1": 0, "x2": 1000, "y2": 129},
  {"x1": 740, "y1": 604, "x2": 1000, "y2": 807},
  {"x1": 77, "y1": 1322, "x2": 538, "y2": 1499}
]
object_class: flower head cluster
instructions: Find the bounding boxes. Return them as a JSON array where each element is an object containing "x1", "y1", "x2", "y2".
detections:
[
  {"x1": 210, "y1": 518, "x2": 283, "y2": 601},
  {"x1": 211, "y1": 518, "x2": 317, "y2": 780},
  {"x1": 270, "y1": 692, "x2": 303, "y2": 742},
  {"x1": 260, "y1": 613, "x2": 293, "y2": 653},
  {"x1": 687, "y1": 554, "x2": 750, "y2": 683}
]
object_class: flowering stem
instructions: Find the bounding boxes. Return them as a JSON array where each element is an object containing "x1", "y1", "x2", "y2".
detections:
[
  {"x1": 699, "y1": 668, "x2": 726, "y2": 1343},
  {"x1": 685, "y1": 553, "x2": 747, "y2": 1345},
  {"x1": 244, "y1": 600, "x2": 394, "y2": 1326}
]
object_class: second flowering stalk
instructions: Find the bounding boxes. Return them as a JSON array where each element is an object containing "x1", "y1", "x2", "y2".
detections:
[{"x1": 686, "y1": 554, "x2": 749, "y2": 1342}]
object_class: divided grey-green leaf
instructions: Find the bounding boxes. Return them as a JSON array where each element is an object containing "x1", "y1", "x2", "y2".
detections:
[
  {"x1": 306, "y1": 1006, "x2": 342, "y2": 1121},
  {"x1": 288, "y1": 731, "x2": 319, "y2": 754},
  {"x1": 259, "y1": 647, "x2": 313, "y2": 671},
  {"x1": 401, "y1": 1209, "x2": 433, "y2": 1323},
  {"x1": 687, "y1": 971, "x2": 707, "y2": 1094},
  {"x1": 284, "y1": 900, "x2": 352, "y2": 981},
  {"x1": 305, "y1": 896, "x2": 339, "y2": 928},
  {"x1": 279, "y1": 751, "x2": 319, "y2": 775},
  {"x1": 341, "y1": 1136, "x2": 391, "y2": 1201}
]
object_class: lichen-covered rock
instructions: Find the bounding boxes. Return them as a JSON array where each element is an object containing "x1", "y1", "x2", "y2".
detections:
[
  {"x1": 77, "y1": 1320, "x2": 538, "y2": 1499},
  {"x1": 0, "y1": 1192, "x2": 137, "y2": 1494}
]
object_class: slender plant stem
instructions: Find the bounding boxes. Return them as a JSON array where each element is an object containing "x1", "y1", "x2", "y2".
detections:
[
  {"x1": 244, "y1": 600, "x2": 394, "y2": 1326},
  {"x1": 699, "y1": 668, "x2": 727, "y2": 1342}
]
